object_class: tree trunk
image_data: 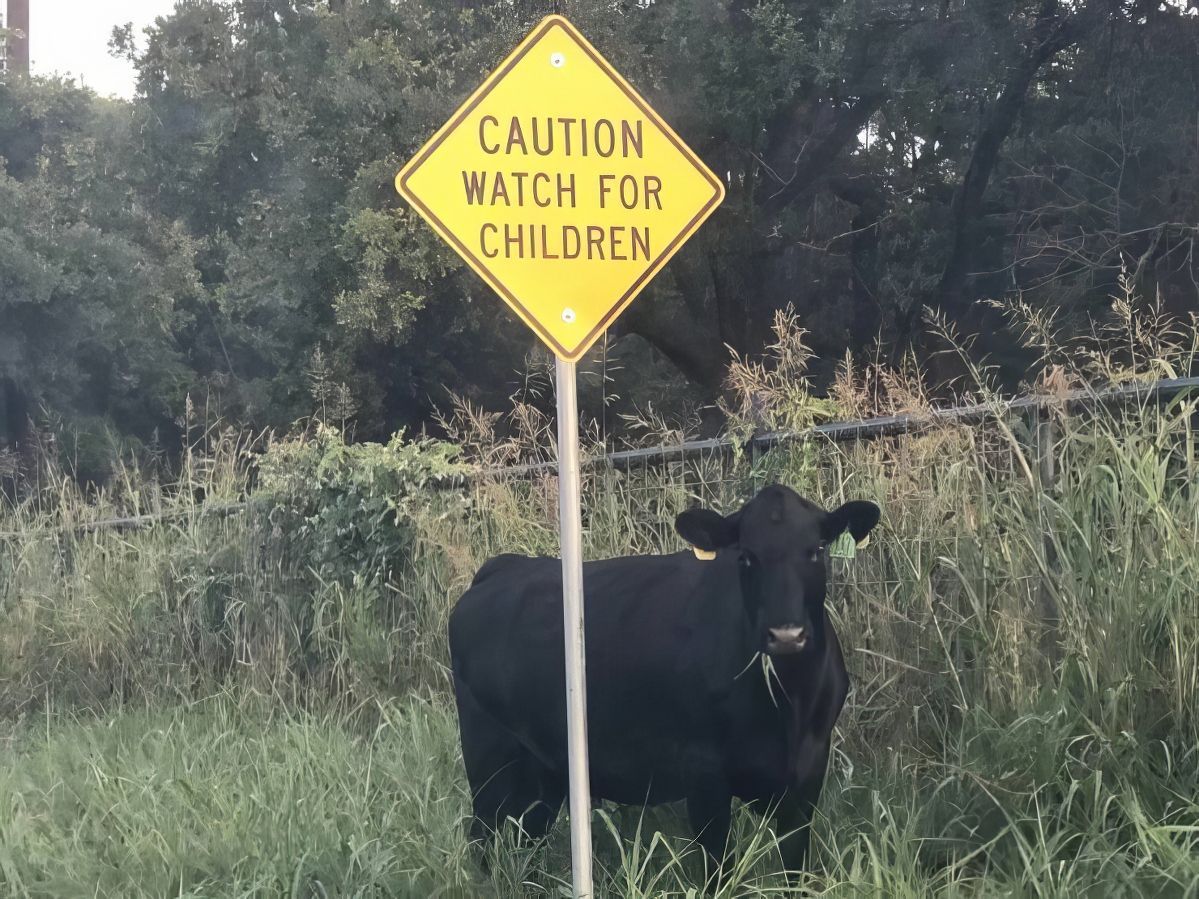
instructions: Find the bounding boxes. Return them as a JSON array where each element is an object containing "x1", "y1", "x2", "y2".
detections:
[
  {"x1": 1, "y1": 377, "x2": 30, "y2": 451},
  {"x1": 621, "y1": 299, "x2": 728, "y2": 394},
  {"x1": 758, "y1": 93, "x2": 886, "y2": 219},
  {"x1": 830, "y1": 174, "x2": 884, "y2": 350},
  {"x1": 934, "y1": 0, "x2": 1113, "y2": 317}
]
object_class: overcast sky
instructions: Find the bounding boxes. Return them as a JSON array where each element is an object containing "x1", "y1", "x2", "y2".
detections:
[
  {"x1": 20, "y1": 0, "x2": 1199, "y2": 100},
  {"x1": 27, "y1": 0, "x2": 178, "y2": 98}
]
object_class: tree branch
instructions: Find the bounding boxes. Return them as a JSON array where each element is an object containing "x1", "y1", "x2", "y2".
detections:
[
  {"x1": 934, "y1": 0, "x2": 1117, "y2": 315},
  {"x1": 759, "y1": 92, "x2": 886, "y2": 218}
]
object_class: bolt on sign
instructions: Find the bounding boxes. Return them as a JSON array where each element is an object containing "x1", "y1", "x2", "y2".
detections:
[{"x1": 395, "y1": 14, "x2": 725, "y2": 361}]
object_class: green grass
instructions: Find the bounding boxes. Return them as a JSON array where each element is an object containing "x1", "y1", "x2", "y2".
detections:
[
  {"x1": 2, "y1": 345, "x2": 1198, "y2": 894},
  {"x1": 0, "y1": 692, "x2": 777, "y2": 898},
  {"x1": 0, "y1": 694, "x2": 476, "y2": 898},
  {"x1": 2, "y1": 691, "x2": 1196, "y2": 897}
]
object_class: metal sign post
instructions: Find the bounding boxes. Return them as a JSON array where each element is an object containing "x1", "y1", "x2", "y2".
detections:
[
  {"x1": 555, "y1": 356, "x2": 593, "y2": 897},
  {"x1": 393, "y1": 16, "x2": 723, "y2": 897}
]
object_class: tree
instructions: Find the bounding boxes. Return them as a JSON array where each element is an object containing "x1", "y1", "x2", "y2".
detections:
[
  {"x1": 0, "y1": 77, "x2": 202, "y2": 476},
  {"x1": 2, "y1": 0, "x2": 1196, "y2": 473}
]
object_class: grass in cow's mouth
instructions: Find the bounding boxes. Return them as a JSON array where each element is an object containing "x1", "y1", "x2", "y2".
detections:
[{"x1": 2, "y1": 302, "x2": 1197, "y2": 896}]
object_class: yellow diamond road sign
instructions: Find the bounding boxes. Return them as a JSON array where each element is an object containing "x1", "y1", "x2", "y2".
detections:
[{"x1": 395, "y1": 15, "x2": 725, "y2": 362}]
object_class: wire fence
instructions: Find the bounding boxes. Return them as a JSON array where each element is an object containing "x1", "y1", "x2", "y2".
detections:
[
  {"x1": 1, "y1": 375, "x2": 1195, "y2": 539},
  {"x1": 489, "y1": 376, "x2": 1192, "y2": 559},
  {"x1": 496, "y1": 374, "x2": 1199, "y2": 476},
  {"x1": 461, "y1": 374, "x2": 1198, "y2": 686},
  {"x1": 2, "y1": 374, "x2": 1195, "y2": 724}
]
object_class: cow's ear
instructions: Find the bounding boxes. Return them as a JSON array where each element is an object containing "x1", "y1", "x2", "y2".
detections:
[
  {"x1": 822, "y1": 501, "x2": 880, "y2": 544},
  {"x1": 675, "y1": 508, "x2": 740, "y2": 552}
]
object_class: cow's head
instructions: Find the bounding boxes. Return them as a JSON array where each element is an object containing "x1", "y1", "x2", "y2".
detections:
[{"x1": 675, "y1": 485, "x2": 879, "y2": 656}]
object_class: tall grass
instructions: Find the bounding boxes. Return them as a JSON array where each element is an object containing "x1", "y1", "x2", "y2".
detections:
[{"x1": 1, "y1": 297, "x2": 1197, "y2": 896}]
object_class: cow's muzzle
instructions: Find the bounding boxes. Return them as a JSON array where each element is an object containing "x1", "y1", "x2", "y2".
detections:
[{"x1": 766, "y1": 626, "x2": 808, "y2": 655}]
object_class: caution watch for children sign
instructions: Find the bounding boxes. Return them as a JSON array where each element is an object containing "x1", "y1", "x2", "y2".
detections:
[{"x1": 395, "y1": 15, "x2": 725, "y2": 361}]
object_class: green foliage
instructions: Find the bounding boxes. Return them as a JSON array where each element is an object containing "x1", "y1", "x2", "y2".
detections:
[
  {"x1": 256, "y1": 423, "x2": 468, "y2": 587},
  {"x1": 0, "y1": 79, "x2": 203, "y2": 475},
  {"x1": 721, "y1": 306, "x2": 842, "y2": 445},
  {"x1": 3, "y1": 340, "x2": 1198, "y2": 893},
  {"x1": 1, "y1": 3, "x2": 1198, "y2": 887},
  {"x1": 115, "y1": 0, "x2": 539, "y2": 437},
  {"x1": 0, "y1": 425, "x2": 472, "y2": 716},
  {"x1": 333, "y1": 205, "x2": 445, "y2": 344},
  {"x1": 5, "y1": 1, "x2": 1199, "y2": 467},
  {"x1": 0, "y1": 694, "x2": 478, "y2": 898}
]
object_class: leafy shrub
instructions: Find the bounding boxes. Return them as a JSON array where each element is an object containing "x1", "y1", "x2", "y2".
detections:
[{"x1": 256, "y1": 424, "x2": 468, "y2": 587}]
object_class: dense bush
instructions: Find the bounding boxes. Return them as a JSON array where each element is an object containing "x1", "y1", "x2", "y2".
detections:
[
  {"x1": 0, "y1": 427, "x2": 469, "y2": 715},
  {"x1": 256, "y1": 423, "x2": 467, "y2": 585}
]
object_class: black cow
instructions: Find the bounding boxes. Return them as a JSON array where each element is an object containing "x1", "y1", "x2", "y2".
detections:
[{"x1": 448, "y1": 484, "x2": 879, "y2": 877}]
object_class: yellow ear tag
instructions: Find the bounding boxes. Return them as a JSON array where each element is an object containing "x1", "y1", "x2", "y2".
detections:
[
  {"x1": 692, "y1": 547, "x2": 717, "y2": 561},
  {"x1": 856, "y1": 534, "x2": 871, "y2": 550}
]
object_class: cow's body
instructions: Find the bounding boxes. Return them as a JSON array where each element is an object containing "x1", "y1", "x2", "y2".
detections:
[{"x1": 449, "y1": 486, "x2": 877, "y2": 874}]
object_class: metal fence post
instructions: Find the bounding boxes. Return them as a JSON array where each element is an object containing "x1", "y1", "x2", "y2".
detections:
[{"x1": 1034, "y1": 405, "x2": 1063, "y2": 665}]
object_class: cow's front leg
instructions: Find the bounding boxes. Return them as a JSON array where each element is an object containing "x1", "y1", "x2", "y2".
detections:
[
  {"x1": 686, "y1": 783, "x2": 732, "y2": 879},
  {"x1": 776, "y1": 738, "x2": 831, "y2": 878}
]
